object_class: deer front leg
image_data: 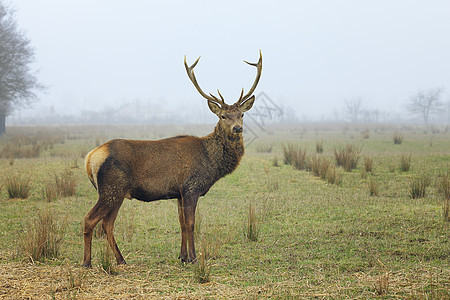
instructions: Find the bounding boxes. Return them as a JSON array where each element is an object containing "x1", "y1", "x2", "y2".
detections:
[
  {"x1": 183, "y1": 194, "x2": 199, "y2": 263},
  {"x1": 177, "y1": 197, "x2": 188, "y2": 262}
]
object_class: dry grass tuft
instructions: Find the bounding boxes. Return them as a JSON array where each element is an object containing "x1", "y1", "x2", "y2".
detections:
[
  {"x1": 267, "y1": 177, "x2": 280, "y2": 192},
  {"x1": 19, "y1": 210, "x2": 65, "y2": 262},
  {"x1": 193, "y1": 242, "x2": 211, "y2": 284},
  {"x1": 437, "y1": 172, "x2": 450, "y2": 200},
  {"x1": 368, "y1": 178, "x2": 379, "y2": 196},
  {"x1": 326, "y1": 166, "x2": 343, "y2": 186},
  {"x1": 310, "y1": 155, "x2": 330, "y2": 180},
  {"x1": 246, "y1": 202, "x2": 259, "y2": 242},
  {"x1": 271, "y1": 156, "x2": 280, "y2": 167},
  {"x1": 5, "y1": 174, "x2": 32, "y2": 199},
  {"x1": 399, "y1": 153, "x2": 411, "y2": 172},
  {"x1": 94, "y1": 223, "x2": 106, "y2": 239},
  {"x1": 393, "y1": 132, "x2": 403, "y2": 144},
  {"x1": 282, "y1": 143, "x2": 308, "y2": 170},
  {"x1": 334, "y1": 144, "x2": 361, "y2": 172},
  {"x1": 374, "y1": 272, "x2": 389, "y2": 295},
  {"x1": 54, "y1": 168, "x2": 77, "y2": 198},
  {"x1": 44, "y1": 180, "x2": 58, "y2": 202},
  {"x1": 315, "y1": 140, "x2": 324, "y2": 153},
  {"x1": 444, "y1": 198, "x2": 450, "y2": 222},
  {"x1": 438, "y1": 172, "x2": 450, "y2": 221},
  {"x1": 255, "y1": 143, "x2": 273, "y2": 153},
  {"x1": 409, "y1": 174, "x2": 431, "y2": 199},
  {"x1": 99, "y1": 240, "x2": 116, "y2": 275},
  {"x1": 363, "y1": 156, "x2": 374, "y2": 173}
]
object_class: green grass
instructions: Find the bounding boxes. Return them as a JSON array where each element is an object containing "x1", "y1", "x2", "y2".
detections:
[{"x1": 0, "y1": 124, "x2": 449, "y2": 298}]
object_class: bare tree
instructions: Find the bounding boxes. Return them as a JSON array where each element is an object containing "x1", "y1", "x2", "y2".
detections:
[
  {"x1": 406, "y1": 87, "x2": 443, "y2": 126},
  {"x1": 0, "y1": 1, "x2": 43, "y2": 135},
  {"x1": 343, "y1": 97, "x2": 364, "y2": 122}
]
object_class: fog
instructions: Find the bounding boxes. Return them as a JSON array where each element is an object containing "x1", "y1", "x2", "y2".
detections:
[{"x1": 9, "y1": 0, "x2": 450, "y2": 124}]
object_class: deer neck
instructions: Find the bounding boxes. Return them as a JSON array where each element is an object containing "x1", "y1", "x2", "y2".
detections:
[{"x1": 204, "y1": 122, "x2": 245, "y2": 176}]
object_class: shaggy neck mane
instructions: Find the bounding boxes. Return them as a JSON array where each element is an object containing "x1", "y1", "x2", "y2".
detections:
[{"x1": 202, "y1": 123, "x2": 245, "y2": 177}]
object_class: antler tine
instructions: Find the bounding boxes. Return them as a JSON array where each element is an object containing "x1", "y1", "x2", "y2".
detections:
[
  {"x1": 236, "y1": 50, "x2": 263, "y2": 105},
  {"x1": 184, "y1": 55, "x2": 224, "y2": 106},
  {"x1": 217, "y1": 90, "x2": 225, "y2": 102}
]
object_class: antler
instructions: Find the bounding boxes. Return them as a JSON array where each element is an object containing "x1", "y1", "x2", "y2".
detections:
[
  {"x1": 184, "y1": 56, "x2": 225, "y2": 106},
  {"x1": 235, "y1": 50, "x2": 262, "y2": 105}
]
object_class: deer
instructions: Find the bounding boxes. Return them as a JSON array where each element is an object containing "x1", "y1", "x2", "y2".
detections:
[{"x1": 82, "y1": 51, "x2": 262, "y2": 267}]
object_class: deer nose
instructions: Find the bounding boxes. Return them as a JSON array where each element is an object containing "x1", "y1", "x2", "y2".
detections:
[{"x1": 233, "y1": 125, "x2": 243, "y2": 133}]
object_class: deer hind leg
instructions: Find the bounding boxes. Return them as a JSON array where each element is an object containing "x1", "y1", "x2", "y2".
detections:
[
  {"x1": 102, "y1": 199, "x2": 126, "y2": 265},
  {"x1": 177, "y1": 197, "x2": 188, "y2": 262},
  {"x1": 83, "y1": 201, "x2": 111, "y2": 267}
]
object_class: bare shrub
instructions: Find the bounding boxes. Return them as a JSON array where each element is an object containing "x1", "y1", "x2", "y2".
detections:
[
  {"x1": 20, "y1": 210, "x2": 65, "y2": 262},
  {"x1": 409, "y1": 174, "x2": 431, "y2": 199},
  {"x1": 334, "y1": 144, "x2": 361, "y2": 172},
  {"x1": 5, "y1": 174, "x2": 32, "y2": 199},
  {"x1": 399, "y1": 153, "x2": 411, "y2": 172}
]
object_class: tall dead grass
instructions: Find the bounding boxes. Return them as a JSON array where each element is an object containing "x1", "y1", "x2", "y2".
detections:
[
  {"x1": 283, "y1": 144, "x2": 308, "y2": 170},
  {"x1": 19, "y1": 210, "x2": 65, "y2": 262},
  {"x1": 399, "y1": 153, "x2": 412, "y2": 172},
  {"x1": 334, "y1": 144, "x2": 361, "y2": 172},
  {"x1": 409, "y1": 174, "x2": 431, "y2": 199},
  {"x1": 54, "y1": 169, "x2": 77, "y2": 198},
  {"x1": 438, "y1": 172, "x2": 450, "y2": 221},
  {"x1": 5, "y1": 174, "x2": 32, "y2": 199},
  {"x1": 246, "y1": 202, "x2": 259, "y2": 242}
]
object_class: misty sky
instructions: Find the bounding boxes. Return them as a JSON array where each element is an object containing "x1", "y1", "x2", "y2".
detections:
[{"x1": 11, "y1": 0, "x2": 450, "y2": 120}]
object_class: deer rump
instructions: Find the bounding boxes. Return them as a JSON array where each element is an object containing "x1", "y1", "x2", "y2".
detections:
[{"x1": 86, "y1": 137, "x2": 219, "y2": 203}]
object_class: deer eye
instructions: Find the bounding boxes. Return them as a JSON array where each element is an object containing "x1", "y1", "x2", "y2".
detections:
[
  {"x1": 221, "y1": 115, "x2": 226, "y2": 119},
  {"x1": 241, "y1": 113, "x2": 244, "y2": 118}
]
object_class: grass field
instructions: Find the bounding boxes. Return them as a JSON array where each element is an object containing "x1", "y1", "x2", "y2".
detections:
[{"x1": 0, "y1": 123, "x2": 449, "y2": 299}]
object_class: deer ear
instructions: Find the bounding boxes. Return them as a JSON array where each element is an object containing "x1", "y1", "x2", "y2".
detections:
[
  {"x1": 207, "y1": 100, "x2": 221, "y2": 115},
  {"x1": 239, "y1": 95, "x2": 255, "y2": 112}
]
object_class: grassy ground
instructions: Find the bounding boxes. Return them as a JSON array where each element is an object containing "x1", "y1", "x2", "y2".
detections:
[{"x1": 0, "y1": 124, "x2": 449, "y2": 299}]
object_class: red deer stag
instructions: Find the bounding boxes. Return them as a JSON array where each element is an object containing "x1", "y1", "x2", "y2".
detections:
[{"x1": 82, "y1": 51, "x2": 262, "y2": 267}]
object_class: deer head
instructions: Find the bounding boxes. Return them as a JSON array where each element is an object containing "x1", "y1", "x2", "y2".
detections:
[{"x1": 184, "y1": 51, "x2": 262, "y2": 138}]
